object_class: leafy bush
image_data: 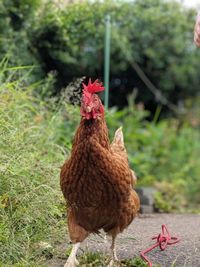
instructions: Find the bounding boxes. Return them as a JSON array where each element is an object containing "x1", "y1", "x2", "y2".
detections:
[
  {"x1": 30, "y1": 0, "x2": 200, "y2": 108},
  {"x1": 154, "y1": 181, "x2": 187, "y2": 212},
  {"x1": 0, "y1": 0, "x2": 41, "y2": 72},
  {"x1": 1, "y1": 0, "x2": 200, "y2": 111},
  {"x1": 106, "y1": 94, "x2": 200, "y2": 211}
]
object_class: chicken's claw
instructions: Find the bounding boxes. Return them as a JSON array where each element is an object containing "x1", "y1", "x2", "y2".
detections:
[{"x1": 107, "y1": 259, "x2": 121, "y2": 267}]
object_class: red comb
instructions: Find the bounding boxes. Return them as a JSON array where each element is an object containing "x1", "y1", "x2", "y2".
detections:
[{"x1": 82, "y1": 79, "x2": 104, "y2": 94}]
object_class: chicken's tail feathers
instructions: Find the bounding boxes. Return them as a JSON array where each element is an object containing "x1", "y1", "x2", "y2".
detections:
[
  {"x1": 131, "y1": 169, "x2": 137, "y2": 187},
  {"x1": 113, "y1": 126, "x2": 124, "y2": 146}
]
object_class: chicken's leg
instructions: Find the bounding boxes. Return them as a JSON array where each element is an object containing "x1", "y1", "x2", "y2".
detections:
[
  {"x1": 64, "y1": 243, "x2": 80, "y2": 267},
  {"x1": 64, "y1": 209, "x2": 89, "y2": 267},
  {"x1": 107, "y1": 235, "x2": 120, "y2": 267}
]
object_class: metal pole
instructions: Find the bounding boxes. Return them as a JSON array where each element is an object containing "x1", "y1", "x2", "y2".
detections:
[{"x1": 104, "y1": 14, "x2": 111, "y2": 109}]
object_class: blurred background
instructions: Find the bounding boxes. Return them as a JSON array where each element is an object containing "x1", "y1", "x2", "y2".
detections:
[{"x1": 0, "y1": 0, "x2": 200, "y2": 266}]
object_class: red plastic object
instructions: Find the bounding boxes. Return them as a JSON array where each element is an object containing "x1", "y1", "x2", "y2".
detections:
[{"x1": 140, "y1": 224, "x2": 180, "y2": 267}]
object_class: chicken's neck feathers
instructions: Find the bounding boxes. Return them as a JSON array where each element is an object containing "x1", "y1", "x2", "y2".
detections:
[{"x1": 72, "y1": 117, "x2": 110, "y2": 150}]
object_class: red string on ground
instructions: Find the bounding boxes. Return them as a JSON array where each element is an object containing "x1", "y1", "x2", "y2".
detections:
[{"x1": 140, "y1": 224, "x2": 181, "y2": 267}]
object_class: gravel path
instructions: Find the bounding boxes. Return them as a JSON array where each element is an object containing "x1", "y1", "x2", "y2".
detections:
[{"x1": 48, "y1": 214, "x2": 200, "y2": 267}]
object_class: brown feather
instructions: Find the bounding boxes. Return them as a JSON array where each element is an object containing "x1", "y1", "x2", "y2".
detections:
[{"x1": 60, "y1": 116, "x2": 140, "y2": 240}]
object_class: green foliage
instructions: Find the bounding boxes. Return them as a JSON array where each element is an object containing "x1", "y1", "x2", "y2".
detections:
[
  {"x1": 106, "y1": 94, "x2": 200, "y2": 211},
  {"x1": 76, "y1": 251, "x2": 151, "y2": 267},
  {"x1": 78, "y1": 252, "x2": 160, "y2": 267},
  {"x1": 154, "y1": 181, "x2": 187, "y2": 212},
  {"x1": 31, "y1": 0, "x2": 200, "y2": 106},
  {"x1": 122, "y1": 257, "x2": 149, "y2": 267},
  {"x1": 0, "y1": 67, "x2": 68, "y2": 265},
  {"x1": 1, "y1": 0, "x2": 200, "y2": 109},
  {"x1": 0, "y1": 0, "x2": 42, "y2": 80},
  {"x1": 2, "y1": 0, "x2": 41, "y2": 31},
  {"x1": 79, "y1": 251, "x2": 107, "y2": 266},
  {"x1": 0, "y1": 64, "x2": 200, "y2": 265}
]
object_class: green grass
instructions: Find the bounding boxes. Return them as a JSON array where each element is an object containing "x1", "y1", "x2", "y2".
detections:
[
  {"x1": 75, "y1": 252, "x2": 160, "y2": 267},
  {"x1": 0, "y1": 69, "x2": 67, "y2": 265}
]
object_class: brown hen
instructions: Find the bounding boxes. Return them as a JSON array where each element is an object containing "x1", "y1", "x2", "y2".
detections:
[{"x1": 60, "y1": 79, "x2": 140, "y2": 267}]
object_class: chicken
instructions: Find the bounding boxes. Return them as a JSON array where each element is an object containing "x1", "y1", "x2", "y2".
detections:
[
  {"x1": 194, "y1": 12, "x2": 200, "y2": 47},
  {"x1": 111, "y1": 127, "x2": 137, "y2": 188},
  {"x1": 60, "y1": 79, "x2": 140, "y2": 267}
]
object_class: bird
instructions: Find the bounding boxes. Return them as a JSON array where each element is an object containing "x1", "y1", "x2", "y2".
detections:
[{"x1": 60, "y1": 79, "x2": 140, "y2": 267}]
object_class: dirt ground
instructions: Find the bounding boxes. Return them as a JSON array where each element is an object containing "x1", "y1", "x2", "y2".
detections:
[{"x1": 48, "y1": 214, "x2": 200, "y2": 267}]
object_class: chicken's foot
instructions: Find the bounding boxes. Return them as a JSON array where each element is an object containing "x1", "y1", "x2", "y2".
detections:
[{"x1": 64, "y1": 242, "x2": 80, "y2": 267}]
